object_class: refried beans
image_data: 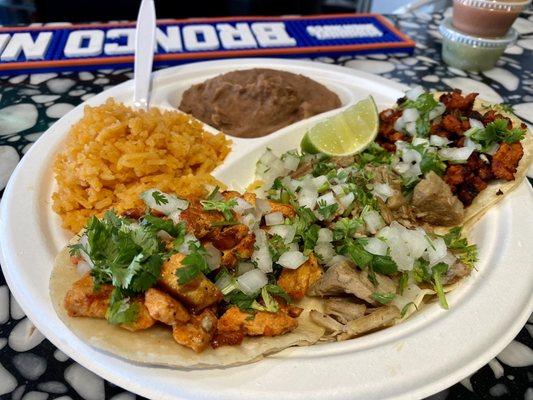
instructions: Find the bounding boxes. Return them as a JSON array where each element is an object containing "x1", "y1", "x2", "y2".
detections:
[{"x1": 178, "y1": 68, "x2": 341, "y2": 138}]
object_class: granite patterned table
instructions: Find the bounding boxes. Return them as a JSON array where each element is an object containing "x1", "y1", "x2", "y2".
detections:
[{"x1": 1, "y1": 9, "x2": 532, "y2": 400}]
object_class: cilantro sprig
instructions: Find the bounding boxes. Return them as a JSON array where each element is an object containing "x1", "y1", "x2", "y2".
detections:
[
  {"x1": 466, "y1": 119, "x2": 525, "y2": 152},
  {"x1": 175, "y1": 242, "x2": 211, "y2": 284},
  {"x1": 200, "y1": 198, "x2": 237, "y2": 221}
]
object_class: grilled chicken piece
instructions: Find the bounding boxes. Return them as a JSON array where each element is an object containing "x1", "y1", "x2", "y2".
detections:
[
  {"x1": 492, "y1": 142, "x2": 524, "y2": 181},
  {"x1": 308, "y1": 261, "x2": 394, "y2": 306},
  {"x1": 412, "y1": 171, "x2": 464, "y2": 226},
  {"x1": 324, "y1": 298, "x2": 366, "y2": 324},
  {"x1": 209, "y1": 223, "x2": 249, "y2": 250},
  {"x1": 172, "y1": 309, "x2": 218, "y2": 353},
  {"x1": 179, "y1": 200, "x2": 225, "y2": 239},
  {"x1": 159, "y1": 253, "x2": 223, "y2": 311},
  {"x1": 221, "y1": 233, "x2": 256, "y2": 268},
  {"x1": 120, "y1": 301, "x2": 156, "y2": 331},
  {"x1": 217, "y1": 305, "x2": 298, "y2": 338},
  {"x1": 64, "y1": 274, "x2": 155, "y2": 331},
  {"x1": 238, "y1": 192, "x2": 296, "y2": 218},
  {"x1": 338, "y1": 306, "x2": 400, "y2": 340},
  {"x1": 144, "y1": 288, "x2": 190, "y2": 325},
  {"x1": 277, "y1": 253, "x2": 323, "y2": 300},
  {"x1": 64, "y1": 273, "x2": 112, "y2": 318}
]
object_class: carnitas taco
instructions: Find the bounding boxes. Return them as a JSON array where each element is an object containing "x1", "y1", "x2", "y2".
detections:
[{"x1": 49, "y1": 88, "x2": 530, "y2": 367}]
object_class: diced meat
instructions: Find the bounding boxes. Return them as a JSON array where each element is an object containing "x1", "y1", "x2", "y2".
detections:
[
  {"x1": 221, "y1": 233, "x2": 256, "y2": 268},
  {"x1": 412, "y1": 171, "x2": 465, "y2": 226},
  {"x1": 444, "y1": 152, "x2": 494, "y2": 206},
  {"x1": 308, "y1": 261, "x2": 379, "y2": 305},
  {"x1": 120, "y1": 301, "x2": 156, "y2": 331},
  {"x1": 377, "y1": 108, "x2": 407, "y2": 152},
  {"x1": 443, "y1": 261, "x2": 470, "y2": 285},
  {"x1": 439, "y1": 90, "x2": 478, "y2": 112},
  {"x1": 144, "y1": 288, "x2": 190, "y2": 325},
  {"x1": 216, "y1": 305, "x2": 298, "y2": 340},
  {"x1": 158, "y1": 253, "x2": 223, "y2": 311},
  {"x1": 491, "y1": 142, "x2": 524, "y2": 181},
  {"x1": 277, "y1": 253, "x2": 323, "y2": 300},
  {"x1": 337, "y1": 306, "x2": 400, "y2": 340},
  {"x1": 482, "y1": 110, "x2": 512, "y2": 128},
  {"x1": 324, "y1": 298, "x2": 366, "y2": 324},
  {"x1": 179, "y1": 200, "x2": 225, "y2": 239},
  {"x1": 64, "y1": 273, "x2": 112, "y2": 318},
  {"x1": 121, "y1": 207, "x2": 144, "y2": 220},
  {"x1": 309, "y1": 310, "x2": 344, "y2": 333},
  {"x1": 172, "y1": 309, "x2": 218, "y2": 353},
  {"x1": 209, "y1": 224, "x2": 249, "y2": 250},
  {"x1": 442, "y1": 114, "x2": 467, "y2": 135}
]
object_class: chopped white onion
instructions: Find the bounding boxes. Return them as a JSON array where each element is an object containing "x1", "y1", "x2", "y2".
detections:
[
  {"x1": 298, "y1": 188, "x2": 319, "y2": 209},
  {"x1": 215, "y1": 273, "x2": 237, "y2": 295},
  {"x1": 236, "y1": 262, "x2": 255, "y2": 276},
  {"x1": 364, "y1": 237, "x2": 388, "y2": 256},
  {"x1": 406, "y1": 86, "x2": 425, "y2": 101},
  {"x1": 339, "y1": 192, "x2": 355, "y2": 209},
  {"x1": 251, "y1": 229, "x2": 273, "y2": 273},
  {"x1": 403, "y1": 108, "x2": 420, "y2": 122},
  {"x1": 255, "y1": 198, "x2": 272, "y2": 215},
  {"x1": 269, "y1": 224, "x2": 297, "y2": 244},
  {"x1": 372, "y1": 183, "x2": 394, "y2": 202},
  {"x1": 204, "y1": 243, "x2": 222, "y2": 271},
  {"x1": 464, "y1": 137, "x2": 482, "y2": 151},
  {"x1": 177, "y1": 234, "x2": 200, "y2": 254},
  {"x1": 430, "y1": 135, "x2": 450, "y2": 147},
  {"x1": 318, "y1": 228, "x2": 333, "y2": 243},
  {"x1": 265, "y1": 211, "x2": 284, "y2": 226},
  {"x1": 425, "y1": 237, "x2": 447, "y2": 265},
  {"x1": 140, "y1": 189, "x2": 189, "y2": 216},
  {"x1": 237, "y1": 269, "x2": 268, "y2": 296},
  {"x1": 412, "y1": 137, "x2": 429, "y2": 146},
  {"x1": 287, "y1": 243, "x2": 300, "y2": 252},
  {"x1": 402, "y1": 148, "x2": 422, "y2": 164},
  {"x1": 241, "y1": 213, "x2": 259, "y2": 230},
  {"x1": 331, "y1": 185, "x2": 344, "y2": 196},
  {"x1": 326, "y1": 255, "x2": 349, "y2": 268},
  {"x1": 394, "y1": 116, "x2": 406, "y2": 132},
  {"x1": 282, "y1": 152, "x2": 300, "y2": 171},
  {"x1": 428, "y1": 103, "x2": 446, "y2": 120},
  {"x1": 405, "y1": 121, "x2": 417, "y2": 136},
  {"x1": 234, "y1": 198, "x2": 254, "y2": 215},
  {"x1": 312, "y1": 175, "x2": 328, "y2": 188},
  {"x1": 278, "y1": 251, "x2": 308, "y2": 270},
  {"x1": 378, "y1": 222, "x2": 429, "y2": 271},
  {"x1": 469, "y1": 118, "x2": 484, "y2": 130},
  {"x1": 169, "y1": 210, "x2": 182, "y2": 224},
  {"x1": 317, "y1": 191, "x2": 336, "y2": 206},
  {"x1": 314, "y1": 242, "x2": 336, "y2": 263},
  {"x1": 362, "y1": 209, "x2": 385, "y2": 234},
  {"x1": 438, "y1": 147, "x2": 474, "y2": 163}
]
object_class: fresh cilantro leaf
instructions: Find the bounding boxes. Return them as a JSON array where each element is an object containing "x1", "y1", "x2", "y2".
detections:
[
  {"x1": 263, "y1": 284, "x2": 291, "y2": 304},
  {"x1": 333, "y1": 218, "x2": 361, "y2": 240},
  {"x1": 431, "y1": 262, "x2": 449, "y2": 310},
  {"x1": 151, "y1": 191, "x2": 168, "y2": 206},
  {"x1": 226, "y1": 290, "x2": 256, "y2": 311},
  {"x1": 358, "y1": 143, "x2": 392, "y2": 166},
  {"x1": 302, "y1": 224, "x2": 320, "y2": 252},
  {"x1": 440, "y1": 227, "x2": 477, "y2": 269},
  {"x1": 371, "y1": 255, "x2": 398, "y2": 275},
  {"x1": 371, "y1": 292, "x2": 395, "y2": 304},
  {"x1": 317, "y1": 200, "x2": 339, "y2": 220},
  {"x1": 340, "y1": 238, "x2": 373, "y2": 269},
  {"x1": 106, "y1": 288, "x2": 139, "y2": 325},
  {"x1": 312, "y1": 155, "x2": 334, "y2": 177},
  {"x1": 200, "y1": 198, "x2": 237, "y2": 221},
  {"x1": 268, "y1": 234, "x2": 289, "y2": 262},
  {"x1": 401, "y1": 93, "x2": 438, "y2": 114},
  {"x1": 400, "y1": 302, "x2": 418, "y2": 318},
  {"x1": 466, "y1": 119, "x2": 526, "y2": 152},
  {"x1": 175, "y1": 243, "x2": 210, "y2": 284},
  {"x1": 141, "y1": 215, "x2": 186, "y2": 238},
  {"x1": 398, "y1": 271, "x2": 409, "y2": 295},
  {"x1": 413, "y1": 259, "x2": 432, "y2": 283}
]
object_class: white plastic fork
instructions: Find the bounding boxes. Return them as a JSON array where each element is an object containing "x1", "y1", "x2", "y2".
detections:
[{"x1": 133, "y1": 0, "x2": 156, "y2": 110}]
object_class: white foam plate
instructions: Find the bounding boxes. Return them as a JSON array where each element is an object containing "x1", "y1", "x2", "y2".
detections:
[{"x1": 1, "y1": 58, "x2": 532, "y2": 400}]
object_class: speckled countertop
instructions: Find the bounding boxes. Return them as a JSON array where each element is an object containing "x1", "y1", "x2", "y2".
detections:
[{"x1": 1, "y1": 10, "x2": 532, "y2": 400}]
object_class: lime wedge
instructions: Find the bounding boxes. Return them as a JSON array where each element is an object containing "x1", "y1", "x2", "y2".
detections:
[{"x1": 301, "y1": 96, "x2": 379, "y2": 156}]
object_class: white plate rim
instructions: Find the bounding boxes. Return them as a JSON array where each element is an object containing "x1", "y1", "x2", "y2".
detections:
[{"x1": 1, "y1": 58, "x2": 532, "y2": 400}]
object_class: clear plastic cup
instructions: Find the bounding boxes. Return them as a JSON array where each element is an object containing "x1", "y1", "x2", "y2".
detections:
[
  {"x1": 440, "y1": 17, "x2": 518, "y2": 71},
  {"x1": 453, "y1": 0, "x2": 531, "y2": 37}
]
